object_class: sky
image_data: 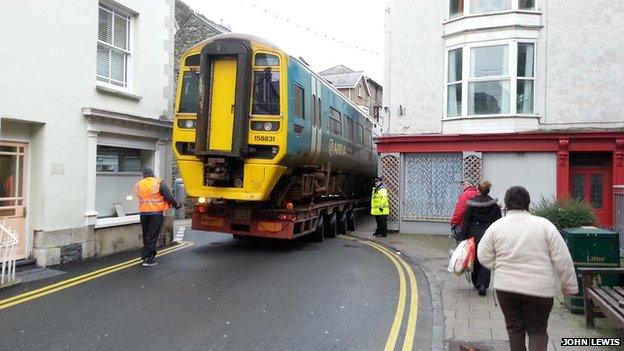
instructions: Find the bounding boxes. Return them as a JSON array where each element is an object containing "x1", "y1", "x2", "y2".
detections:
[{"x1": 183, "y1": 0, "x2": 386, "y2": 83}]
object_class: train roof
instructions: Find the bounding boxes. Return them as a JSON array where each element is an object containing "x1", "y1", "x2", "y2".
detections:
[
  {"x1": 290, "y1": 56, "x2": 381, "y2": 131},
  {"x1": 184, "y1": 33, "x2": 381, "y2": 132},
  {"x1": 186, "y1": 33, "x2": 283, "y2": 54}
]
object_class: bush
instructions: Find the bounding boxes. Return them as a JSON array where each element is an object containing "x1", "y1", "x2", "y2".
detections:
[{"x1": 532, "y1": 197, "x2": 596, "y2": 229}]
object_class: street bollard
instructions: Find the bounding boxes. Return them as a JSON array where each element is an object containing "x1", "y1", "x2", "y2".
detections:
[{"x1": 172, "y1": 178, "x2": 186, "y2": 219}]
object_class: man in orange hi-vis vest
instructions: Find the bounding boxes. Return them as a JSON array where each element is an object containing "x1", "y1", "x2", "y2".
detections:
[{"x1": 135, "y1": 166, "x2": 180, "y2": 267}]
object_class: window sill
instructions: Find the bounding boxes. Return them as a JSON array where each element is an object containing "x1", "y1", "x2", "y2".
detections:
[
  {"x1": 444, "y1": 10, "x2": 541, "y2": 25},
  {"x1": 443, "y1": 10, "x2": 542, "y2": 39},
  {"x1": 95, "y1": 215, "x2": 140, "y2": 229},
  {"x1": 443, "y1": 114, "x2": 539, "y2": 121},
  {"x1": 96, "y1": 84, "x2": 142, "y2": 102}
]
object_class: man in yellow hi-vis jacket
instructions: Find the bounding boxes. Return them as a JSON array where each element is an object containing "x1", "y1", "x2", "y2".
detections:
[{"x1": 371, "y1": 176, "x2": 390, "y2": 237}]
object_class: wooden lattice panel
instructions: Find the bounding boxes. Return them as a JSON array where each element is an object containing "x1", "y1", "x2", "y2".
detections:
[
  {"x1": 463, "y1": 153, "x2": 482, "y2": 183},
  {"x1": 381, "y1": 155, "x2": 400, "y2": 221}
]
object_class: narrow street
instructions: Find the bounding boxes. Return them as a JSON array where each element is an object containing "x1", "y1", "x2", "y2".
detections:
[{"x1": 0, "y1": 226, "x2": 432, "y2": 351}]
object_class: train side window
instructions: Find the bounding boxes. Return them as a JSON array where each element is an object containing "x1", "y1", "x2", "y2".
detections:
[
  {"x1": 346, "y1": 117, "x2": 354, "y2": 142},
  {"x1": 315, "y1": 97, "x2": 321, "y2": 127},
  {"x1": 252, "y1": 67, "x2": 281, "y2": 115},
  {"x1": 179, "y1": 70, "x2": 199, "y2": 113},
  {"x1": 364, "y1": 129, "x2": 372, "y2": 149},
  {"x1": 294, "y1": 84, "x2": 304, "y2": 119},
  {"x1": 255, "y1": 53, "x2": 280, "y2": 66},
  {"x1": 354, "y1": 123, "x2": 363, "y2": 145},
  {"x1": 329, "y1": 107, "x2": 342, "y2": 136}
]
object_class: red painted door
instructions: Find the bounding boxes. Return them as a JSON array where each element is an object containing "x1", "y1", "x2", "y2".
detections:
[{"x1": 570, "y1": 167, "x2": 612, "y2": 227}]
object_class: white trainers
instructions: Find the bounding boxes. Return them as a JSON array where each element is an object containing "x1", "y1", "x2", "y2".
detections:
[{"x1": 142, "y1": 260, "x2": 158, "y2": 267}]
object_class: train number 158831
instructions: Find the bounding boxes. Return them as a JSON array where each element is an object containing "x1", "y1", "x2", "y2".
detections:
[{"x1": 254, "y1": 135, "x2": 276, "y2": 142}]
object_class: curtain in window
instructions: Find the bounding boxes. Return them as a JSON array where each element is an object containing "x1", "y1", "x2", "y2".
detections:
[
  {"x1": 470, "y1": 45, "x2": 508, "y2": 78},
  {"x1": 404, "y1": 153, "x2": 463, "y2": 219},
  {"x1": 471, "y1": 0, "x2": 511, "y2": 14},
  {"x1": 517, "y1": 43, "x2": 534, "y2": 114}
]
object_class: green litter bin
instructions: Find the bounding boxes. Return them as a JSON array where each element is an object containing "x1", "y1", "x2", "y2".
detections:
[{"x1": 563, "y1": 227, "x2": 621, "y2": 314}]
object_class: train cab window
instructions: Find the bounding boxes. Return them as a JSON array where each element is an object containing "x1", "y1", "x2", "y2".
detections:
[
  {"x1": 255, "y1": 53, "x2": 280, "y2": 66},
  {"x1": 354, "y1": 123, "x2": 363, "y2": 145},
  {"x1": 185, "y1": 54, "x2": 200, "y2": 67},
  {"x1": 345, "y1": 117, "x2": 354, "y2": 142},
  {"x1": 179, "y1": 70, "x2": 199, "y2": 113},
  {"x1": 364, "y1": 129, "x2": 373, "y2": 149},
  {"x1": 329, "y1": 107, "x2": 342, "y2": 136},
  {"x1": 294, "y1": 84, "x2": 304, "y2": 118},
  {"x1": 252, "y1": 67, "x2": 280, "y2": 115}
]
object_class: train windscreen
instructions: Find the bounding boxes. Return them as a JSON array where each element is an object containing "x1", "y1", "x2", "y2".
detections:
[{"x1": 252, "y1": 67, "x2": 280, "y2": 115}]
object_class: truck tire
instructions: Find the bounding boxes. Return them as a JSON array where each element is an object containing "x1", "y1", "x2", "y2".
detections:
[
  {"x1": 346, "y1": 210, "x2": 356, "y2": 232},
  {"x1": 337, "y1": 211, "x2": 347, "y2": 235},
  {"x1": 325, "y1": 212, "x2": 337, "y2": 238},
  {"x1": 311, "y1": 215, "x2": 324, "y2": 242}
]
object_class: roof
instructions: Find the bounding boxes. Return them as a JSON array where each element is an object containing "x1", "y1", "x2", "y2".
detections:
[
  {"x1": 320, "y1": 71, "x2": 364, "y2": 89},
  {"x1": 319, "y1": 65, "x2": 356, "y2": 75},
  {"x1": 175, "y1": 0, "x2": 230, "y2": 34}
]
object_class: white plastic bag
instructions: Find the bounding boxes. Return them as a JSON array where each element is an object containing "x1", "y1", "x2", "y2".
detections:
[{"x1": 447, "y1": 240, "x2": 468, "y2": 274}]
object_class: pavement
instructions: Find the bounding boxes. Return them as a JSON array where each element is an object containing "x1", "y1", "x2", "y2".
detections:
[{"x1": 350, "y1": 217, "x2": 623, "y2": 351}]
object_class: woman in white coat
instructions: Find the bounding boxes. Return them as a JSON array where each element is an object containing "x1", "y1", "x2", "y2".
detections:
[{"x1": 477, "y1": 186, "x2": 578, "y2": 351}]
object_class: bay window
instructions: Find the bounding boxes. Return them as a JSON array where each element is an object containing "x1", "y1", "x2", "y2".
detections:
[
  {"x1": 516, "y1": 43, "x2": 535, "y2": 114},
  {"x1": 468, "y1": 45, "x2": 510, "y2": 115},
  {"x1": 447, "y1": 48, "x2": 462, "y2": 116},
  {"x1": 446, "y1": 42, "x2": 535, "y2": 117},
  {"x1": 448, "y1": 0, "x2": 536, "y2": 18}
]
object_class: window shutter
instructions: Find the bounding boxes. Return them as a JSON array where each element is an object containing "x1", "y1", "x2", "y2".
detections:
[
  {"x1": 97, "y1": 44, "x2": 110, "y2": 77},
  {"x1": 113, "y1": 14, "x2": 128, "y2": 50},
  {"x1": 111, "y1": 50, "x2": 125, "y2": 83},
  {"x1": 98, "y1": 8, "x2": 112, "y2": 44}
]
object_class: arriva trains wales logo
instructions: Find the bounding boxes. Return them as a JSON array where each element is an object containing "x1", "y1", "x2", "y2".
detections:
[{"x1": 329, "y1": 139, "x2": 347, "y2": 157}]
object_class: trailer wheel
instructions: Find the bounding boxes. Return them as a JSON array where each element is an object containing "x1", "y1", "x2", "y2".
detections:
[
  {"x1": 311, "y1": 215, "x2": 324, "y2": 242},
  {"x1": 346, "y1": 210, "x2": 356, "y2": 232},
  {"x1": 337, "y1": 211, "x2": 347, "y2": 235},
  {"x1": 325, "y1": 212, "x2": 337, "y2": 238}
]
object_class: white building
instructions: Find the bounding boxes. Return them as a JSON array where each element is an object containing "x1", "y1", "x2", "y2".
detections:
[
  {"x1": 0, "y1": 0, "x2": 175, "y2": 266},
  {"x1": 381, "y1": 0, "x2": 624, "y2": 234}
]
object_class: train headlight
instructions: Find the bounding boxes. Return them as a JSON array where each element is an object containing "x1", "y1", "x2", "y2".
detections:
[
  {"x1": 198, "y1": 197, "x2": 207, "y2": 204},
  {"x1": 177, "y1": 119, "x2": 196, "y2": 129},
  {"x1": 251, "y1": 121, "x2": 279, "y2": 131}
]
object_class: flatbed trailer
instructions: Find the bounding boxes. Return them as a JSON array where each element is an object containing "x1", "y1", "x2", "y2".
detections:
[{"x1": 192, "y1": 197, "x2": 369, "y2": 241}]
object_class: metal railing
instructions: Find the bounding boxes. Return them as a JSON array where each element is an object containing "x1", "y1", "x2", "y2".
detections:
[
  {"x1": 614, "y1": 186, "x2": 624, "y2": 257},
  {"x1": 0, "y1": 219, "x2": 19, "y2": 288}
]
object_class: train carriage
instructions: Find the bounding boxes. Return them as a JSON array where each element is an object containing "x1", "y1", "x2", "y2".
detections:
[{"x1": 173, "y1": 33, "x2": 380, "y2": 240}]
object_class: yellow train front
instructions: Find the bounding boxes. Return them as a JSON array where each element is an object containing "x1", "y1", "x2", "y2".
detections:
[{"x1": 173, "y1": 33, "x2": 379, "y2": 238}]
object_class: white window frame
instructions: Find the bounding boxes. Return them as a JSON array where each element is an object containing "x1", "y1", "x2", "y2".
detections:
[
  {"x1": 448, "y1": 0, "x2": 536, "y2": 19},
  {"x1": 443, "y1": 39, "x2": 536, "y2": 119},
  {"x1": 97, "y1": 2, "x2": 133, "y2": 90}
]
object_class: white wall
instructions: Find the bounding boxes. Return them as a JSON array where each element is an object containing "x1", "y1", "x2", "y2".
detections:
[
  {"x1": 482, "y1": 152, "x2": 557, "y2": 208},
  {"x1": 384, "y1": 0, "x2": 624, "y2": 135},
  {"x1": 384, "y1": 0, "x2": 446, "y2": 135},
  {"x1": 542, "y1": 0, "x2": 624, "y2": 128},
  {"x1": 0, "y1": 0, "x2": 174, "y2": 232}
]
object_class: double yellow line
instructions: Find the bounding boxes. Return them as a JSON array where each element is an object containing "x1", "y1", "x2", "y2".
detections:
[
  {"x1": 342, "y1": 236, "x2": 419, "y2": 351},
  {"x1": 0, "y1": 241, "x2": 193, "y2": 311}
]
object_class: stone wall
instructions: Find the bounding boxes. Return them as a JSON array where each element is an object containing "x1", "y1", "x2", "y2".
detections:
[
  {"x1": 33, "y1": 217, "x2": 173, "y2": 267},
  {"x1": 33, "y1": 226, "x2": 95, "y2": 267}
]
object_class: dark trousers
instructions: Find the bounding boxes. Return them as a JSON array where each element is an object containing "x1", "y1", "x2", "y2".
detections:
[
  {"x1": 497, "y1": 290, "x2": 554, "y2": 351},
  {"x1": 471, "y1": 255, "x2": 491, "y2": 289},
  {"x1": 140, "y1": 214, "x2": 163, "y2": 262},
  {"x1": 374, "y1": 215, "x2": 387, "y2": 235}
]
